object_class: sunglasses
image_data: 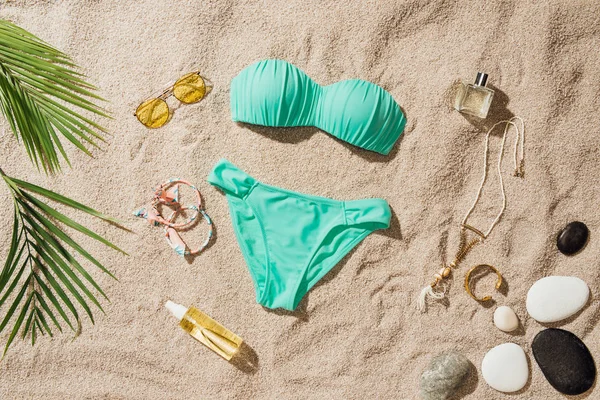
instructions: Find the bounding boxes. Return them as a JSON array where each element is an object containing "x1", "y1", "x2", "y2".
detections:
[{"x1": 135, "y1": 72, "x2": 211, "y2": 128}]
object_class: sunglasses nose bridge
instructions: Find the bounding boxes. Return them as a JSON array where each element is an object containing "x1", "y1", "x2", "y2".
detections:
[{"x1": 158, "y1": 87, "x2": 174, "y2": 100}]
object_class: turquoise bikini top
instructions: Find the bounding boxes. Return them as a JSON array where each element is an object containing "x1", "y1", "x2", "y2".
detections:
[{"x1": 230, "y1": 59, "x2": 406, "y2": 155}]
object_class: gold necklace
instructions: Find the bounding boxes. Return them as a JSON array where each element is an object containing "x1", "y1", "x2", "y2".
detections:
[{"x1": 417, "y1": 117, "x2": 525, "y2": 312}]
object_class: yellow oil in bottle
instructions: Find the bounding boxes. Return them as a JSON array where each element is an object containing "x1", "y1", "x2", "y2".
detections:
[
  {"x1": 166, "y1": 301, "x2": 243, "y2": 361},
  {"x1": 180, "y1": 307, "x2": 243, "y2": 360}
]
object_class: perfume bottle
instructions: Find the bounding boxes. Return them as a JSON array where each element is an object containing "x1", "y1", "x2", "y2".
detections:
[
  {"x1": 165, "y1": 300, "x2": 243, "y2": 360},
  {"x1": 454, "y1": 72, "x2": 495, "y2": 118}
]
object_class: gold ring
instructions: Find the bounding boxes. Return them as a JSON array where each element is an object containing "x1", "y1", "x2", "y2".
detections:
[{"x1": 464, "y1": 264, "x2": 503, "y2": 302}]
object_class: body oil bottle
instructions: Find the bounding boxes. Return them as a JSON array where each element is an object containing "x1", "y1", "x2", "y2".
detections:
[{"x1": 165, "y1": 300, "x2": 243, "y2": 360}]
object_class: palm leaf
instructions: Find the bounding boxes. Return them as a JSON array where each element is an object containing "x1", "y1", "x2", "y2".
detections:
[
  {"x1": 0, "y1": 19, "x2": 108, "y2": 174},
  {"x1": 9, "y1": 177, "x2": 119, "y2": 223},
  {"x1": 34, "y1": 292, "x2": 62, "y2": 333},
  {"x1": 34, "y1": 274, "x2": 74, "y2": 332},
  {"x1": 3, "y1": 290, "x2": 33, "y2": 355},
  {"x1": 35, "y1": 308, "x2": 53, "y2": 337},
  {"x1": 0, "y1": 173, "x2": 125, "y2": 356},
  {"x1": 0, "y1": 21, "x2": 124, "y2": 356}
]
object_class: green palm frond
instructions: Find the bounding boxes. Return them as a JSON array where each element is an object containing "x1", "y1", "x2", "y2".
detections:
[
  {"x1": 0, "y1": 173, "x2": 126, "y2": 356},
  {"x1": 0, "y1": 21, "x2": 125, "y2": 356},
  {"x1": 0, "y1": 19, "x2": 109, "y2": 174}
]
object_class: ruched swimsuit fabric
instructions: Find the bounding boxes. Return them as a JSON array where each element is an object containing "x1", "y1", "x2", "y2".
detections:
[
  {"x1": 208, "y1": 159, "x2": 391, "y2": 311},
  {"x1": 230, "y1": 59, "x2": 406, "y2": 155}
]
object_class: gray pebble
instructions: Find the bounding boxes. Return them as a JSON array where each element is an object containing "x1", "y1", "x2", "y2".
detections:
[{"x1": 420, "y1": 351, "x2": 471, "y2": 400}]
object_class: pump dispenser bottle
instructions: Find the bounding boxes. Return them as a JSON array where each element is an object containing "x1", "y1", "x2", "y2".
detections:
[
  {"x1": 454, "y1": 72, "x2": 495, "y2": 118},
  {"x1": 165, "y1": 300, "x2": 243, "y2": 361}
]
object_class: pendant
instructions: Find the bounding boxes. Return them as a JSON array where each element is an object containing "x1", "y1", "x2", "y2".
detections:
[{"x1": 429, "y1": 225, "x2": 484, "y2": 291}]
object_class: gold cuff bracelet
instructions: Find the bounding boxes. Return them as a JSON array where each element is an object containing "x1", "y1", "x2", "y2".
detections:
[{"x1": 464, "y1": 264, "x2": 503, "y2": 302}]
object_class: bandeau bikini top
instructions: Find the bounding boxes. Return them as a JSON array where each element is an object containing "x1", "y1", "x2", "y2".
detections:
[{"x1": 230, "y1": 59, "x2": 406, "y2": 155}]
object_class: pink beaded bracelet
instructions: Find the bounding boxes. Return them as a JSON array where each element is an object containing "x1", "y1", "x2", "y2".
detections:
[{"x1": 133, "y1": 178, "x2": 214, "y2": 257}]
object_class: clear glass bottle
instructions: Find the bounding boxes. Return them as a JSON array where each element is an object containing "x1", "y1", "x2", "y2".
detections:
[
  {"x1": 454, "y1": 72, "x2": 494, "y2": 118},
  {"x1": 165, "y1": 300, "x2": 243, "y2": 360}
]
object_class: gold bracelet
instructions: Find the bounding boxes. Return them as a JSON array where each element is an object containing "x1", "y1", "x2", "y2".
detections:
[{"x1": 464, "y1": 264, "x2": 503, "y2": 302}]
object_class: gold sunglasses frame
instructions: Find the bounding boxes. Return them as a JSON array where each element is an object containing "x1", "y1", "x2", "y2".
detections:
[{"x1": 134, "y1": 71, "x2": 213, "y2": 128}]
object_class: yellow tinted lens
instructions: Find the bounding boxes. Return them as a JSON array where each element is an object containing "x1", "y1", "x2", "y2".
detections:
[
  {"x1": 173, "y1": 72, "x2": 206, "y2": 104},
  {"x1": 135, "y1": 98, "x2": 169, "y2": 128}
]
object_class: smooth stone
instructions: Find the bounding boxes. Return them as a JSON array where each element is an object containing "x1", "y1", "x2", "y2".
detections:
[
  {"x1": 526, "y1": 276, "x2": 589, "y2": 323},
  {"x1": 481, "y1": 343, "x2": 529, "y2": 393},
  {"x1": 532, "y1": 328, "x2": 596, "y2": 395},
  {"x1": 493, "y1": 306, "x2": 519, "y2": 332},
  {"x1": 420, "y1": 351, "x2": 471, "y2": 400},
  {"x1": 557, "y1": 221, "x2": 589, "y2": 255}
]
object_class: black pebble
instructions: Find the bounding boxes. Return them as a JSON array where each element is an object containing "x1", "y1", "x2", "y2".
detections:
[
  {"x1": 557, "y1": 221, "x2": 589, "y2": 255},
  {"x1": 532, "y1": 328, "x2": 596, "y2": 395}
]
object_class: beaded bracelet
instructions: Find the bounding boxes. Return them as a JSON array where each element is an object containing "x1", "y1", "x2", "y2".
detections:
[
  {"x1": 133, "y1": 178, "x2": 214, "y2": 257},
  {"x1": 163, "y1": 205, "x2": 213, "y2": 256}
]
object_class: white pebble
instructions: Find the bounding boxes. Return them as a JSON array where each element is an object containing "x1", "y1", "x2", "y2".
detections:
[
  {"x1": 481, "y1": 343, "x2": 529, "y2": 393},
  {"x1": 493, "y1": 306, "x2": 519, "y2": 332},
  {"x1": 526, "y1": 276, "x2": 589, "y2": 323}
]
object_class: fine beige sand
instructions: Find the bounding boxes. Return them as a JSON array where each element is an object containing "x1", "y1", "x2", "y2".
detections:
[{"x1": 1, "y1": 1, "x2": 599, "y2": 399}]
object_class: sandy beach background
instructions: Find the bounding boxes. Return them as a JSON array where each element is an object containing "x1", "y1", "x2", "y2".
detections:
[{"x1": 1, "y1": 0, "x2": 599, "y2": 398}]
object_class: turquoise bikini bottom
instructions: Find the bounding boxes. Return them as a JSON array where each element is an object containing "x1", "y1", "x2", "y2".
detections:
[{"x1": 208, "y1": 159, "x2": 391, "y2": 311}]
